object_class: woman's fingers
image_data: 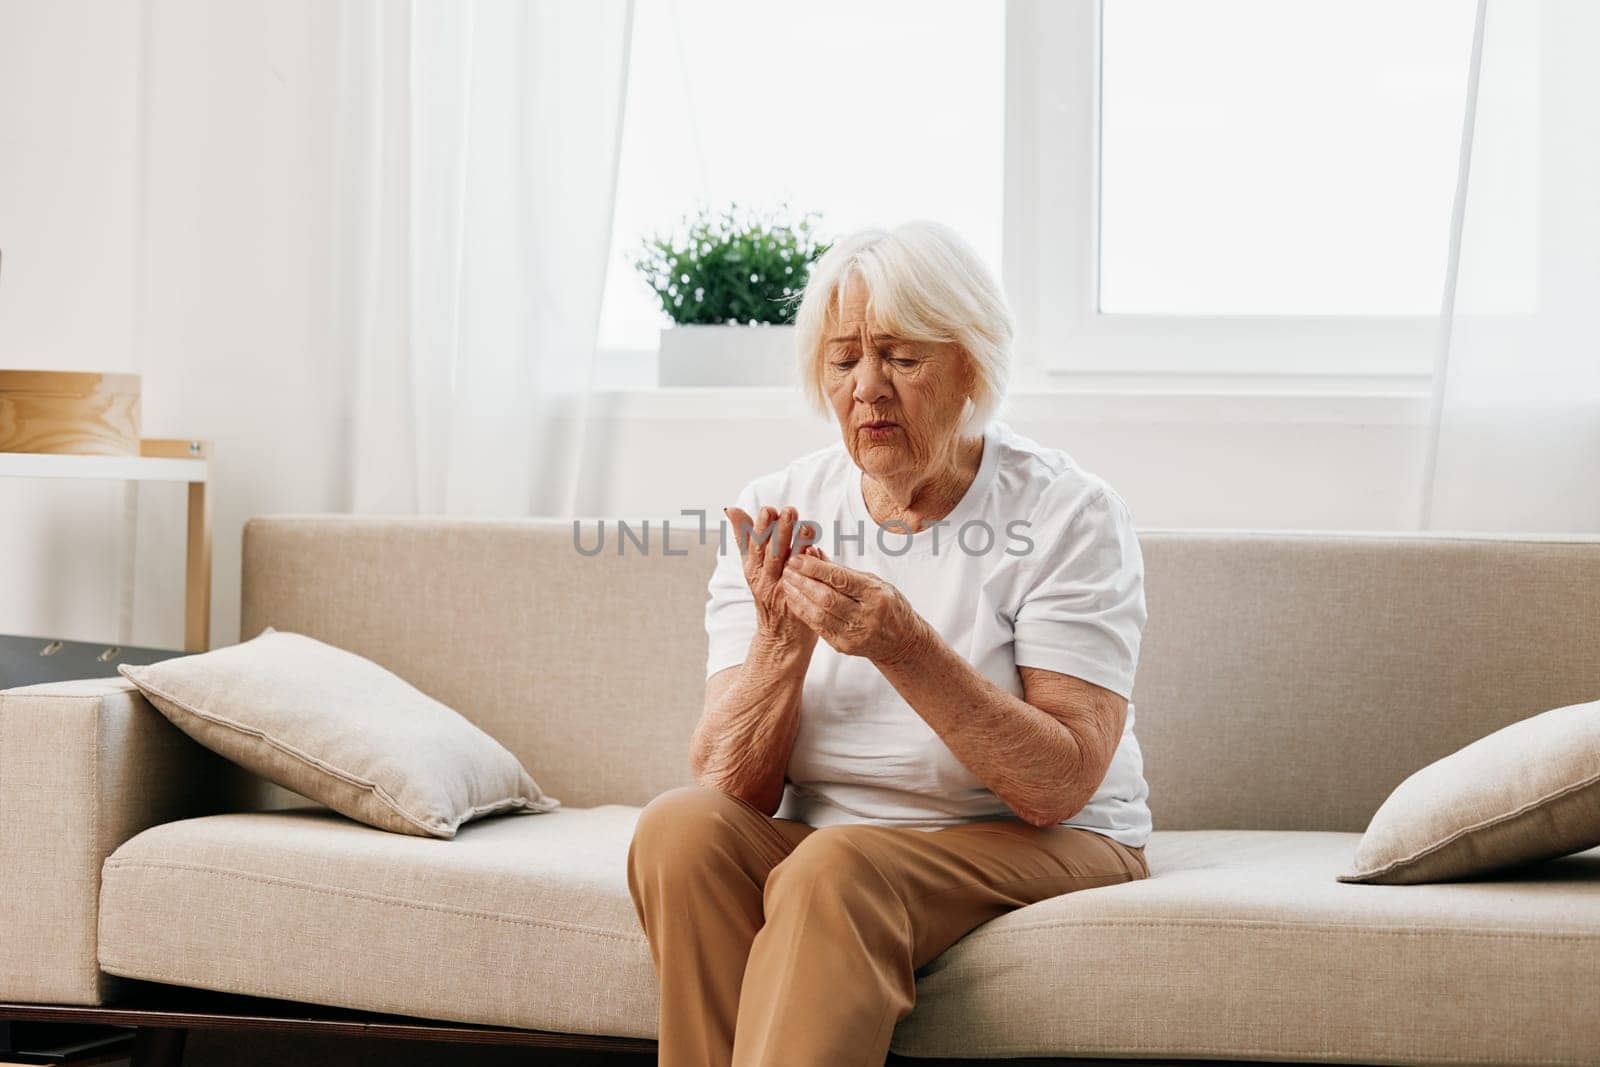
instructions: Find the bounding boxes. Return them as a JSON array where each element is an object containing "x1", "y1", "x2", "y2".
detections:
[
  {"x1": 765, "y1": 507, "x2": 798, "y2": 582},
  {"x1": 724, "y1": 506, "x2": 752, "y2": 555},
  {"x1": 782, "y1": 578, "x2": 833, "y2": 634},
  {"x1": 749, "y1": 506, "x2": 777, "y2": 573},
  {"x1": 783, "y1": 576, "x2": 865, "y2": 654},
  {"x1": 726, "y1": 504, "x2": 813, "y2": 577},
  {"x1": 782, "y1": 568, "x2": 854, "y2": 628},
  {"x1": 724, "y1": 505, "x2": 770, "y2": 588},
  {"x1": 787, "y1": 552, "x2": 861, "y2": 600}
]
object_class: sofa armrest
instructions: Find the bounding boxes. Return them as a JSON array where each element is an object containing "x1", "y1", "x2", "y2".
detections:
[{"x1": 0, "y1": 677, "x2": 276, "y2": 1005}]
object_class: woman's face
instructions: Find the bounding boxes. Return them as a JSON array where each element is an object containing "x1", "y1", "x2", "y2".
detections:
[{"x1": 821, "y1": 275, "x2": 974, "y2": 482}]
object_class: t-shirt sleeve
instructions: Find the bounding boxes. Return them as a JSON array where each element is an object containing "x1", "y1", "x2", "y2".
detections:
[
  {"x1": 1010, "y1": 485, "x2": 1148, "y2": 700},
  {"x1": 704, "y1": 480, "x2": 761, "y2": 680}
]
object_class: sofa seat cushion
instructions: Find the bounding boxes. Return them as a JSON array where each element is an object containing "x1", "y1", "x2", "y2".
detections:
[
  {"x1": 100, "y1": 814, "x2": 1600, "y2": 1064},
  {"x1": 894, "y1": 829, "x2": 1600, "y2": 1066},
  {"x1": 98, "y1": 804, "x2": 660, "y2": 1039}
]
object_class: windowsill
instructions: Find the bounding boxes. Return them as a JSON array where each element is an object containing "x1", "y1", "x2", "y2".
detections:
[
  {"x1": 591, "y1": 349, "x2": 1434, "y2": 424},
  {"x1": 589, "y1": 382, "x2": 1434, "y2": 426}
]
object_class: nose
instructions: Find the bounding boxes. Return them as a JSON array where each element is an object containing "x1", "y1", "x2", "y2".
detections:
[{"x1": 850, "y1": 355, "x2": 893, "y2": 407}]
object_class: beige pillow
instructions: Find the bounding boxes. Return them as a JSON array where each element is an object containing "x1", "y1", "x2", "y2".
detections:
[
  {"x1": 1339, "y1": 697, "x2": 1600, "y2": 884},
  {"x1": 119, "y1": 628, "x2": 560, "y2": 838}
]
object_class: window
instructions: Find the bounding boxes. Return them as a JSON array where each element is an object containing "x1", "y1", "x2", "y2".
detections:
[
  {"x1": 599, "y1": 0, "x2": 1480, "y2": 385},
  {"x1": 598, "y1": 0, "x2": 1005, "y2": 355},
  {"x1": 1010, "y1": 0, "x2": 1478, "y2": 379},
  {"x1": 1099, "y1": 0, "x2": 1475, "y2": 316}
]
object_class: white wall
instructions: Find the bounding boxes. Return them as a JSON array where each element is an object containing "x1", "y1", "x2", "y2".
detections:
[
  {"x1": 1, "y1": 0, "x2": 349, "y2": 649},
  {"x1": 0, "y1": 2, "x2": 146, "y2": 642},
  {"x1": 577, "y1": 390, "x2": 1431, "y2": 530},
  {"x1": 1, "y1": 0, "x2": 1434, "y2": 653},
  {"x1": 129, "y1": 0, "x2": 348, "y2": 648}
]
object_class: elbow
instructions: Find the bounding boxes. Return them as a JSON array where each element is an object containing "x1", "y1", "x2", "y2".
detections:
[
  {"x1": 1018, "y1": 802, "x2": 1072, "y2": 829},
  {"x1": 693, "y1": 772, "x2": 780, "y2": 818},
  {"x1": 1025, "y1": 724, "x2": 1121, "y2": 827},
  {"x1": 1021, "y1": 783, "x2": 1096, "y2": 828},
  {"x1": 1017, "y1": 807, "x2": 1060, "y2": 829},
  {"x1": 1013, "y1": 790, "x2": 1069, "y2": 827},
  {"x1": 687, "y1": 717, "x2": 720, "y2": 782}
]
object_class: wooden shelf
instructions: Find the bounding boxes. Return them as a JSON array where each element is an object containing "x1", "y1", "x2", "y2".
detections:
[
  {"x1": 0, "y1": 440, "x2": 213, "y2": 651},
  {"x1": 0, "y1": 452, "x2": 207, "y2": 484}
]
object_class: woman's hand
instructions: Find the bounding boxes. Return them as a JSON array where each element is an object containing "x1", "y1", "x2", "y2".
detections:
[
  {"x1": 779, "y1": 547, "x2": 930, "y2": 665},
  {"x1": 724, "y1": 505, "x2": 820, "y2": 651}
]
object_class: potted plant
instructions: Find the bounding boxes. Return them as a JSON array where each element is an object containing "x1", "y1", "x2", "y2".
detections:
[{"x1": 635, "y1": 204, "x2": 828, "y2": 387}]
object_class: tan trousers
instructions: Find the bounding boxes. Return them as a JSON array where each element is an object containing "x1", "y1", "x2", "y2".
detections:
[{"x1": 627, "y1": 784, "x2": 1150, "y2": 1067}]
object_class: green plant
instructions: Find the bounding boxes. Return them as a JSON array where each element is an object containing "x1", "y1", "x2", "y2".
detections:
[{"x1": 633, "y1": 204, "x2": 828, "y2": 326}]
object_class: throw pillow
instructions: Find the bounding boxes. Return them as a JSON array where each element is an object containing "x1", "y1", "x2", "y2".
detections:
[
  {"x1": 1339, "y1": 697, "x2": 1600, "y2": 884},
  {"x1": 119, "y1": 627, "x2": 560, "y2": 838}
]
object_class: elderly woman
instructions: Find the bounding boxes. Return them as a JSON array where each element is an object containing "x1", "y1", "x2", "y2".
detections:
[{"x1": 627, "y1": 221, "x2": 1151, "y2": 1067}]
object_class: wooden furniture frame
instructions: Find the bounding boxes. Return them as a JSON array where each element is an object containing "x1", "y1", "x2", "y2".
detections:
[
  {"x1": 0, "y1": 984, "x2": 655, "y2": 1066},
  {"x1": 0, "y1": 438, "x2": 212, "y2": 652},
  {"x1": 0, "y1": 983, "x2": 1312, "y2": 1067}
]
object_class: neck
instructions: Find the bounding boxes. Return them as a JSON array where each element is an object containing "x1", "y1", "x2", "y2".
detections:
[{"x1": 862, "y1": 432, "x2": 984, "y2": 532}]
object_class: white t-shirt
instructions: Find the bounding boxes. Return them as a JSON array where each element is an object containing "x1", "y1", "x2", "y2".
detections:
[{"x1": 704, "y1": 420, "x2": 1152, "y2": 848}]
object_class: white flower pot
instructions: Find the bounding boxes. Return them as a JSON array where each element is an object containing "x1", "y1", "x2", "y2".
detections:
[{"x1": 657, "y1": 324, "x2": 799, "y2": 388}]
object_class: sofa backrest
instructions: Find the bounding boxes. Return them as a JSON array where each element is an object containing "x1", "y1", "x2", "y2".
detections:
[{"x1": 241, "y1": 517, "x2": 1600, "y2": 833}]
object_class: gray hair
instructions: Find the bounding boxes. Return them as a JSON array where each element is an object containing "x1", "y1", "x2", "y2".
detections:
[{"x1": 793, "y1": 220, "x2": 1014, "y2": 434}]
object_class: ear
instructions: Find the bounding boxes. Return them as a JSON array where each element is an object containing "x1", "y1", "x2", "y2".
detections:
[
  {"x1": 952, "y1": 345, "x2": 980, "y2": 409},
  {"x1": 954, "y1": 344, "x2": 978, "y2": 393}
]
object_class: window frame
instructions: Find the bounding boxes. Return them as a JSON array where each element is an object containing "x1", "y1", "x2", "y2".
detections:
[{"x1": 1003, "y1": 0, "x2": 1445, "y2": 384}]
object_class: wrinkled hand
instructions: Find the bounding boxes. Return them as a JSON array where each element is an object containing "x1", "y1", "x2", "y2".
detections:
[
  {"x1": 779, "y1": 547, "x2": 927, "y2": 664},
  {"x1": 724, "y1": 505, "x2": 823, "y2": 650}
]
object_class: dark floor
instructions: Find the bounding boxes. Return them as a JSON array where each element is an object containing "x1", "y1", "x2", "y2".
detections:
[
  {"x1": 179, "y1": 1029, "x2": 654, "y2": 1065},
  {"x1": 173, "y1": 1033, "x2": 1262, "y2": 1067}
]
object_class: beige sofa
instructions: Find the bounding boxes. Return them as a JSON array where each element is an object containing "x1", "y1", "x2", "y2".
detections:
[{"x1": 3, "y1": 516, "x2": 1598, "y2": 1065}]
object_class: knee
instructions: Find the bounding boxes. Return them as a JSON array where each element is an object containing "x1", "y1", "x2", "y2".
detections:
[
  {"x1": 763, "y1": 826, "x2": 892, "y2": 913},
  {"x1": 628, "y1": 785, "x2": 750, "y2": 874}
]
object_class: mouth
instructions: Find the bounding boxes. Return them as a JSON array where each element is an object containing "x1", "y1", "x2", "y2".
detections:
[{"x1": 860, "y1": 420, "x2": 899, "y2": 431}]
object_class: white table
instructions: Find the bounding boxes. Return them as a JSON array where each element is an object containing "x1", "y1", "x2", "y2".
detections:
[{"x1": 0, "y1": 439, "x2": 212, "y2": 651}]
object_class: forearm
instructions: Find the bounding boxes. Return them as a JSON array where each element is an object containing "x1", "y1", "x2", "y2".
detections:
[
  {"x1": 689, "y1": 631, "x2": 814, "y2": 814},
  {"x1": 876, "y1": 618, "x2": 1087, "y2": 826}
]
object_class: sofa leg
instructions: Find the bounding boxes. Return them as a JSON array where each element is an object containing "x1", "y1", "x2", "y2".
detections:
[{"x1": 130, "y1": 1026, "x2": 187, "y2": 1067}]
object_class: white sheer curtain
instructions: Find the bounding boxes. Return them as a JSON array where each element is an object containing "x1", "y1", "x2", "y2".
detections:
[
  {"x1": 336, "y1": 0, "x2": 633, "y2": 516},
  {"x1": 1419, "y1": 0, "x2": 1600, "y2": 533}
]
